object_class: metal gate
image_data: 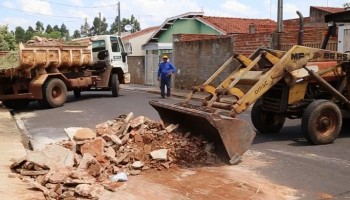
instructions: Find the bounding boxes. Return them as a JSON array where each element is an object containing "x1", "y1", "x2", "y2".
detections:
[{"x1": 145, "y1": 53, "x2": 159, "y2": 86}]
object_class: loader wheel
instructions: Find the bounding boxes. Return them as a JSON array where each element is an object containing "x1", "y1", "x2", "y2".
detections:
[
  {"x1": 40, "y1": 78, "x2": 67, "y2": 108},
  {"x1": 301, "y1": 100, "x2": 341, "y2": 144},
  {"x1": 251, "y1": 99, "x2": 286, "y2": 134},
  {"x1": 2, "y1": 99, "x2": 30, "y2": 109},
  {"x1": 111, "y1": 74, "x2": 119, "y2": 97}
]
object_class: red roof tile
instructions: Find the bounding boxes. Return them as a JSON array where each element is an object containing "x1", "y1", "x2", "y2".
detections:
[
  {"x1": 199, "y1": 16, "x2": 277, "y2": 34},
  {"x1": 311, "y1": 6, "x2": 345, "y2": 13},
  {"x1": 122, "y1": 26, "x2": 160, "y2": 41}
]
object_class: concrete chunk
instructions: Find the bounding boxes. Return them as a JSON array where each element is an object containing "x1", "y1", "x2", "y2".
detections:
[
  {"x1": 150, "y1": 149, "x2": 168, "y2": 161},
  {"x1": 73, "y1": 128, "x2": 96, "y2": 141}
]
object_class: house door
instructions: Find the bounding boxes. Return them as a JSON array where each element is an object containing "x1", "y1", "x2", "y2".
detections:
[
  {"x1": 338, "y1": 25, "x2": 350, "y2": 53},
  {"x1": 145, "y1": 52, "x2": 160, "y2": 86}
]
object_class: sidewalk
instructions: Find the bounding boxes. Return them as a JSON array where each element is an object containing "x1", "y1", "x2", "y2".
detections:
[
  {"x1": 0, "y1": 108, "x2": 44, "y2": 200},
  {"x1": 120, "y1": 84, "x2": 207, "y2": 100}
]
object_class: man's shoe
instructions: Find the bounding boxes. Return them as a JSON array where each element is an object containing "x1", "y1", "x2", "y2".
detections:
[{"x1": 161, "y1": 96, "x2": 165, "y2": 98}]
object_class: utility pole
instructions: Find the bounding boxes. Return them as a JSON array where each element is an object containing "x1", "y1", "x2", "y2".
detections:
[
  {"x1": 99, "y1": 12, "x2": 101, "y2": 35},
  {"x1": 117, "y1": 2, "x2": 121, "y2": 36}
]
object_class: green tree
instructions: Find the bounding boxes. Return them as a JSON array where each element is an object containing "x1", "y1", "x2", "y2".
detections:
[
  {"x1": 46, "y1": 25, "x2": 53, "y2": 34},
  {"x1": 25, "y1": 26, "x2": 35, "y2": 41},
  {"x1": 110, "y1": 14, "x2": 141, "y2": 34},
  {"x1": 60, "y1": 23, "x2": 69, "y2": 39},
  {"x1": 35, "y1": 21, "x2": 44, "y2": 33},
  {"x1": 0, "y1": 25, "x2": 17, "y2": 50},
  {"x1": 72, "y1": 30, "x2": 81, "y2": 38},
  {"x1": 15, "y1": 26, "x2": 26, "y2": 43},
  {"x1": 53, "y1": 25, "x2": 60, "y2": 32},
  {"x1": 80, "y1": 19, "x2": 91, "y2": 37},
  {"x1": 92, "y1": 16, "x2": 108, "y2": 35},
  {"x1": 48, "y1": 31, "x2": 62, "y2": 39}
]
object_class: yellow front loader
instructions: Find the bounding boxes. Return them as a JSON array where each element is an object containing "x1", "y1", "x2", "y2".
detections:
[{"x1": 150, "y1": 11, "x2": 350, "y2": 163}]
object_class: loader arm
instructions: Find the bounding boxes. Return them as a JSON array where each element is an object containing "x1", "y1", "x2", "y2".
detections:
[{"x1": 230, "y1": 45, "x2": 350, "y2": 116}]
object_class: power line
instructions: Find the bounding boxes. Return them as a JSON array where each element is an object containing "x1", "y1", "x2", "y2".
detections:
[
  {"x1": 0, "y1": 5, "x2": 83, "y2": 19},
  {"x1": 37, "y1": 0, "x2": 116, "y2": 8}
]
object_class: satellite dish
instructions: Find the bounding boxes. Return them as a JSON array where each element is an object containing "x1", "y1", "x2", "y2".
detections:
[{"x1": 124, "y1": 24, "x2": 132, "y2": 31}]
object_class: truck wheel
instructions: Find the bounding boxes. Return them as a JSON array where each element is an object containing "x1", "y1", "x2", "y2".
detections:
[
  {"x1": 2, "y1": 99, "x2": 30, "y2": 109},
  {"x1": 111, "y1": 74, "x2": 119, "y2": 97},
  {"x1": 301, "y1": 100, "x2": 341, "y2": 144},
  {"x1": 41, "y1": 78, "x2": 67, "y2": 108},
  {"x1": 73, "y1": 89, "x2": 81, "y2": 98},
  {"x1": 251, "y1": 99, "x2": 286, "y2": 134}
]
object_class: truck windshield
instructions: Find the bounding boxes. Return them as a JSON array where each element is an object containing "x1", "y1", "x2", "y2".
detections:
[
  {"x1": 110, "y1": 37, "x2": 121, "y2": 52},
  {"x1": 92, "y1": 40, "x2": 106, "y2": 52}
]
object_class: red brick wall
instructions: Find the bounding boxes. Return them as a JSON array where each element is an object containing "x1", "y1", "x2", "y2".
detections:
[{"x1": 233, "y1": 33, "x2": 271, "y2": 56}]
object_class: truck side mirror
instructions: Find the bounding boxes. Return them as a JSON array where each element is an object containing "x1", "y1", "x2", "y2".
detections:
[
  {"x1": 97, "y1": 50, "x2": 109, "y2": 60},
  {"x1": 121, "y1": 52, "x2": 127, "y2": 63}
]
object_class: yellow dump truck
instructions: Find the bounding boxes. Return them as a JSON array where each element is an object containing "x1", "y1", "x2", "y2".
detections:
[{"x1": 0, "y1": 35, "x2": 130, "y2": 109}]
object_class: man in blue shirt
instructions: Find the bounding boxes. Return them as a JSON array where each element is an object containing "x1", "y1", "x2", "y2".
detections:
[{"x1": 157, "y1": 55, "x2": 176, "y2": 98}]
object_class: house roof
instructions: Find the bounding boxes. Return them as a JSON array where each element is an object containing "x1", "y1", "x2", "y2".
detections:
[
  {"x1": 147, "y1": 12, "x2": 205, "y2": 43},
  {"x1": 122, "y1": 26, "x2": 159, "y2": 41},
  {"x1": 198, "y1": 16, "x2": 276, "y2": 34},
  {"x1": 311, "y1": 6, "x2": 345, "y2": 13}
]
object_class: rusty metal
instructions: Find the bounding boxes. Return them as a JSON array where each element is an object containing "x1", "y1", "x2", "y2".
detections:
[{"x1": 149, "y1": 100, "x2": 255, "y2": 163}]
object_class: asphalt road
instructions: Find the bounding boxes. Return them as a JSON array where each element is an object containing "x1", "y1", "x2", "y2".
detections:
[{"x1": 13, "y1": 88, "x2": 350, "y2": 199}]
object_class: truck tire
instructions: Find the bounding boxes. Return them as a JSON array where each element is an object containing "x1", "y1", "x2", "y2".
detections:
[
  {"x1": 301, "y1": 100, "x2": 341, "y2": 144},
  {"x1": 111, "y1": 74, "x2": 119, "y2": 97},
  {"x1": 40, "y1": 78, "x2": 67, "y2": 108},
  {"x1": 251, "y1": 99, "x2": 286, "y2": 134},
  {"x1": 2, "y1": 99, "x2": 30, "y2": 109}
]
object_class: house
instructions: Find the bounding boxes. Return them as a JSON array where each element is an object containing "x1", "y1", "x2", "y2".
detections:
[
  {"x1": 121, "y1": 26, "x2": 159, "y2": 84},
  {"x1": 141, "y1": 12, "x2": 276, "y2": 85}
]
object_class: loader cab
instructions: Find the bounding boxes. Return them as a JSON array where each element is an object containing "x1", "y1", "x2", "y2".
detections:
[{"x1": 91, "y1": 35, "x2": 128, "y2": 73}]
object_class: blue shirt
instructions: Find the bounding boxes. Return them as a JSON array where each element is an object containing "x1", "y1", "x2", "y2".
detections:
[{"x1": 158, "y1": 61, "x2": 176, "y2": 78}]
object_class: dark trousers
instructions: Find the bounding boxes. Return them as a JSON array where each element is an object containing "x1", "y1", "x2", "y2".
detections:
[{"x1": 160, "y1": 76, "x2": 171, "y2": 97}]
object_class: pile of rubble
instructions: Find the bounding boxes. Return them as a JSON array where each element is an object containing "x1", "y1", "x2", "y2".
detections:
[
  {"x1": 10, "y1": 113, "x2": 220, "y2": 199},
  {"x1": 26, "y1": 36, "x2": 81, "y2": 46}
]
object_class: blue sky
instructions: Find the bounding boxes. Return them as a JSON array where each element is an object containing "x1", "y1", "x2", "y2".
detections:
[{"x1": 0, "y1": 0, "x2": 347, "y2": 33}]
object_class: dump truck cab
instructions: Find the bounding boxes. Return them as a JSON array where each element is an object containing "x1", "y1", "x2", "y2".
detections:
[{"x1": 75, "y1": 35, "x2": 130, "y2": 84}]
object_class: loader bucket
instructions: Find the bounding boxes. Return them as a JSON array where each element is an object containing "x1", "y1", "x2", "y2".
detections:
[{"x1": 149, "y1": 100, "x2": 256, "y2": 164}]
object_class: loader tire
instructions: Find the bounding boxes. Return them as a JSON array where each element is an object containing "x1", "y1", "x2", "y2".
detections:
[
  {"x1": 251, "y1": 99, "x2": 286, "y2": 134},
  {"x1": 301, "y1": 100, "x2": 341, "y2": 144},
  {"x1": 111, "y1": 74, "x2": 119, "y2": 97},
  {"x1": 40, "y1": 78, "x2": 67, "y2": 108},
  {"x1": 2, "y1": 99, "x2": 30, "y2": 110}
]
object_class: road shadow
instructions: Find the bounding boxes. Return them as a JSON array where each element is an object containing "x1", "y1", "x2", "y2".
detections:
[{"x1": 252, "y1": 121, "x2": 350, "y2": 146}]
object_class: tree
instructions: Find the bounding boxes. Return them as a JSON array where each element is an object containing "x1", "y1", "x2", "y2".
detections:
[
  {"x1": 15, "y1": 26, "x2": 26, "y2": 43},
  {"x1": 53, "y1": 25, "x2": 60, "y2": 32},
  {"x1": 25, "y1": 26, "x2": 35, "y2": 42},
  {"x1": 48, "y1": 31, "x2": 62, "y2": 39},
  {"x1": 344, "y1": 2, "x2": 350, "y2": 7},
  {"x1": 80, "y1": 19, "x2": 91, "y2": 37},
  {"x1": 92, "y1": 16, "x2": 108, "y2": 35},
  {"x1": 110, "y1": 14, "x2": 141, "y2": 34},
  {"x1": 46, "y1": 25, "x2": 53, "y2": 34},
  {"x1": 72, "y1": 30, "x2": 81, "y2": 38},
  {"x1": 35, "y1": 21, "x2": 44, "y2": 33},
  {"x1": 60, "y1": 23, "x2": 69, "y2": 38},
  {"x1": 0, "y1": 25, "x2": 17, "y2": 50}
]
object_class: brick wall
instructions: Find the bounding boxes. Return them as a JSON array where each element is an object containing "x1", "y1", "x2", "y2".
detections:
[
  {"x1": 173, "y1": 36, "x2": 236, "y2": 89},
  {"x1": 127, "y1": 56, "x2": 145, "y2": 84},
  {"x1": 233, "y1": 33, "x2": 272, "y2": 56}
]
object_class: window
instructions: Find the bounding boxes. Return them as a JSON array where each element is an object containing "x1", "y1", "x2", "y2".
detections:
[
  {"x1": 110, "y1": 37, "x2": 120, "y2": 52},
  {"x1": 92, "y1": 40, "x2": 106, "y2": 52}
]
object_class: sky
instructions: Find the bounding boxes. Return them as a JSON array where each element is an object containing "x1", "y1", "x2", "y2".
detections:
[{"x1": 0, "y1": 0, "x2": 347, "y2": 33}]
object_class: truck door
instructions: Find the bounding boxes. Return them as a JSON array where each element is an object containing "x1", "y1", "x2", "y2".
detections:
[{"x1": 109, "y1": 36, "x2": 128, "y2": 73}]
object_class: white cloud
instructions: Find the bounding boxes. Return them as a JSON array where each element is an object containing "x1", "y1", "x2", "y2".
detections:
[
  {"x1": 3, "y1": 1, "x2": 15, "y2": 8},
  {"x1": 70, "y1": 0, "x2": 84, "y2": 6},
  {"x1": 221, "y1": 0, "x2": 249, "y2": 13},
  {"x1": 19, "y1": 0, "x2": 52, "y2": 15},
  {"x1": 0, "y1": 17, "x2": 31, "y2": 29}
]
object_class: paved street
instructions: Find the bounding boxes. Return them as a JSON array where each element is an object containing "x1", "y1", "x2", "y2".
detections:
[{"x1": 12, "y1": 88, "x2": 350, "y2": 199}]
